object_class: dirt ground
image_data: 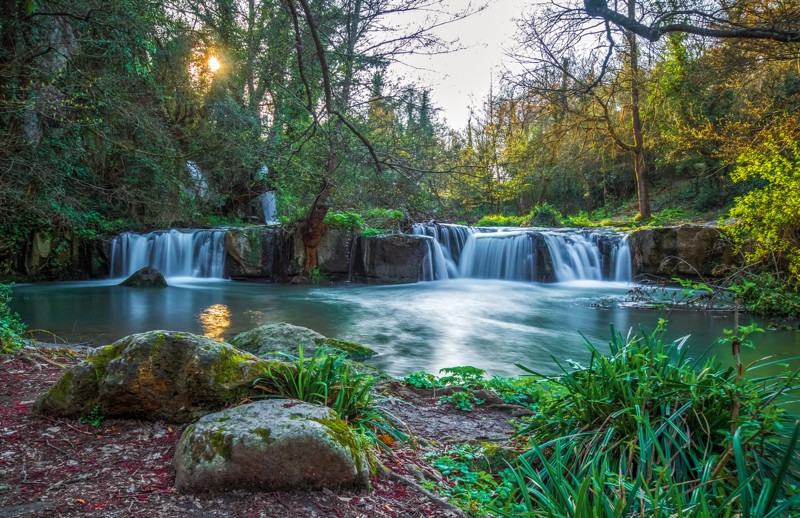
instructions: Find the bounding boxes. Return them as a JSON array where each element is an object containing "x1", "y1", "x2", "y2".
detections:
[{"x1": 0, "y1": 348, "x2": 522, "y2": 517}]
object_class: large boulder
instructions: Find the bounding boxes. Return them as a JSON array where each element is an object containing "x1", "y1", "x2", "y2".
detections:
[
  {"x1": 349, "y1": 234, "x2": 429, "y2": 284},
  {"x1": 174, "y1": 400, "x2": 369, "y2": 493},
  {"x1": 33, "y1": 331, "x2": 280, "y2": 422},
  {"x1": 119, "y1": 266, "x2": 167, "y2": 287},
  {"x1": 629, "y1": 225, "x2": 735, "y2": 278},
  {"x1": 230, "y1": 323, "x2": 376, "y2": 361}
]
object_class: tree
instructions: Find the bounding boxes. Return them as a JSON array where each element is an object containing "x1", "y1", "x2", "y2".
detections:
[
  {"x1": 280, "y1": 0, "x2": 475, "y2": 272},
  {"x1": 582, "y1": 0, "x2": 800, "y2": 43},
  {"x1": 511, "y1": 0, "x2": 653, "y2": 218}
]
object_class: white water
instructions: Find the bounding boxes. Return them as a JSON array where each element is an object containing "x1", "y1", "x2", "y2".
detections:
[
  {"x1": 412, "y1": 223, "x2": 632, "y2": 282},
  {"x1": 259, "y1": 191, "x2": 279, "y2": 225},
  {"x1": 109, "y1": 229, "x2": 227, "y2": 279}
]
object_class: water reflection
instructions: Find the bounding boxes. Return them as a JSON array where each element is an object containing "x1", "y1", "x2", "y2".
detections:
[{"x1": 198, "y1": 304, "x2": 231, "y2": 342}]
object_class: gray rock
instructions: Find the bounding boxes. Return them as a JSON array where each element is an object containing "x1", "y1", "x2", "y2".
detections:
[
  {"x1": 629, "y1": 225, "x2": 735, "y2": 278},
  {"x1": 349, "y1": 234, "x2": 429, "y2": 284},
  {"x1": 33, "y1": 331, "x2": 280, "y2": 422},
  {"x1": 230, "y1": 323, "x2": 325, "y2": 357},
  {"x1": 173, "y1": 400, "x2": 369, "y2": 492},
  {"x1": 119, "y1": 267, "x2": 167, "y2": 287},
  {"x1": 224, "y1": 226, "x2": 289, "y2": 280},
  {"x1": 230, "y1": 323, "x2": 377, "y2": 360}
]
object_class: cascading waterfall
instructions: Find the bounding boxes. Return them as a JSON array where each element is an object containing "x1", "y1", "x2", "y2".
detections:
[
  {"x1": 411, "y1": 223, "x2": 632, "y2": 282},
  {"x1": 109, "y1": 229, "x2": 227, "y2": 278}
]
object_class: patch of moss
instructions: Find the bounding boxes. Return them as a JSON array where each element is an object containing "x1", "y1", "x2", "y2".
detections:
[
  {"x1": 251, "y1": 427, "x2": 273, "y2": 444},
  {"x1": 314, "y1": 417, "x2": 370, "y2": 475},
  {"x1": 33, "y1": 369, "x2": 75, "y2": 409},
  {"x1": 317, "y1": 338, "x2": 377, "y2": 361},
  {"x1": 191, "y1": 426, "x2": 233, "y2": 462},
  {"x1": 209, "y1": 347, "x2": 257, "y2": 387}
]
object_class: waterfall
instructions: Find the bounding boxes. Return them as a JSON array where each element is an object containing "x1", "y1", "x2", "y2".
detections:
[
  {"x1": 259, "y1": 191, "x2": 279, "y2": 225},
  {"x1": 459, "y1": 232, "x2": 540, "y2": 281},
  {"x1": 412, "y1": 223, "x2": 632, "y2": 283},
  {"x1": 613, "y1": 235, "x2": 632, "y2": 282},
  {"x1": 420, "y1": 236, "x2": 450, "y2": 281},
  {"x1": 109, "y1": 229, "x2": 227, "y2": 279}
]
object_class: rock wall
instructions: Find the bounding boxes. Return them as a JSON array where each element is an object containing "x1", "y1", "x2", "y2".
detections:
[
  {"x1": 0, "y1": 229, "x2": 107, "y2": 282},
  {"x1": 629, "y1": 224, "x2": 736, "y2": 279},
  {"x1": 349, "y1": 234, "x2": 429, "y2": 284},
  {"x1": 2, "y1": 225, "x2": 444, "y2": 285},
  {"x1": 224, "y1": 227, "x2": 291, "y2": 281}
]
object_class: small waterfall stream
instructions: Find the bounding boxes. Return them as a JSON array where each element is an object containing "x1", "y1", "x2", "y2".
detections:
[
  {"x1": 412, "y1": 223, "x2": 631, "y2": 282},
  {"x1": 109, "y1": 229, "x2": 227, "y2": 279}
]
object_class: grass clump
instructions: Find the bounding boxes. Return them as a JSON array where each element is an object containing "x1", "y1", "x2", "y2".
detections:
[
  {"x1": 1, "y1": 283, "x2": 27, "y2": 353},
  {"x1": 255, "y1": 346, "x2": 406, "y2": 446},
  {"x1": 492, "y1": 321, "x2": 800, "y2": 517}
]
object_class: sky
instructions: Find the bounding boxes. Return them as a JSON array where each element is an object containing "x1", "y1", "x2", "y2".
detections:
[{"x1": 392, "y1": 0, "x2": 531, "y2": 129}]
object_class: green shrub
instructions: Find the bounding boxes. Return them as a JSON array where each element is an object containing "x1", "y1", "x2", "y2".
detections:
[
  {"x1": 0, "y1": 284, "x2": 26, "y2": 353},
  {"x1": 728, "y1": 138, "x2": 800, "y2": 284},
  {"x1": 493, "y1": 322, "x2": 800, "y2": 516},
  {"x1": 363, "y1": 208, "x2": 404, "y2": 230},
  {"x1": 323, "y1": 211, "x2": 365, "y2": 229},
  {"x1": 475, "y1": 214, "x2": 527, "y2": 227},
  {"x1": 527, "y1": 203, "x2": 562, "y2": 227},
  {"x1": 731, "y1": 272, "x2": 800, "y2": 317},
  {"x1": 359, "y1": 227, "x2": 384, "y2": 237}
]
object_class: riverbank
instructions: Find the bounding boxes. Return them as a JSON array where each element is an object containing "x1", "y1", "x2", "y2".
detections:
[{"x1": 0, "y1": 346, "x2": 522, "y2": 517}]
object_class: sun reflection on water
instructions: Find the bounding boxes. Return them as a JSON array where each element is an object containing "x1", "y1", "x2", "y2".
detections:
[{"x1": 198, "y1": 304, "x2": 231, "y2": 342}]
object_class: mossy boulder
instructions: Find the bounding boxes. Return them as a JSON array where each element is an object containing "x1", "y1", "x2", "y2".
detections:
[
  {"x1": 33, "y1": 331, "x2": 282, "y2": 422},
  {"x1": 173, "y1": 399, "x2": 369, "y2": 492},
  {"x1": 230, "y1": 323, "x2": 376, "y2": 360},
  {"x1": 119, "y1": 267, "x2": 167, "y2": 287}
]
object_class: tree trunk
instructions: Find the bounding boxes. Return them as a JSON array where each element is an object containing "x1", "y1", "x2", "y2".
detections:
[
  {"x1": 627, "y1": 0, "x2": 651, "y2": 219},
  {"x1": 301, "y1": 0, "x2": 362, "y2": 273}
]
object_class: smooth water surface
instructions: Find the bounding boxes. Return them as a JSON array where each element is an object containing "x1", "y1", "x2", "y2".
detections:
[{"x1": 12, "y1": 279, "x2": 799, "y2": 377}]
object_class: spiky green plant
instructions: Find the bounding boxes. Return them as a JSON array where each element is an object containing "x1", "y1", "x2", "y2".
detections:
[
  {"x1": 493, "y1": 322, "x2": 800, "y2": 517},
  {"x1": 255, "y1": 346, "x2": 408, "y2": 446}
]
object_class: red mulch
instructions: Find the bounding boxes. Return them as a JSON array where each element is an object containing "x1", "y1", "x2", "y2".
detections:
[{"x1": 0, "y1": 349, "x2": 519, "y2": 517}]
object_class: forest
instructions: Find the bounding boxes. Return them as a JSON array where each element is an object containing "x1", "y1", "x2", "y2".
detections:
[
  {"x1": 1, "y1": 0, "x2": 800, "y2": 516},
  {"x1": 1, "y1": 0, "x2": 798, "y2": 280}
]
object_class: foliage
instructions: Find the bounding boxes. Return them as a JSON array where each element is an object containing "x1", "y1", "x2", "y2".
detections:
[
  {"x1": 363, "y1": 208, "x2": 404, "y2": 230},
  {"x1": 323, "y1": 211, "x2": 366, "y2": 230},
  {"x1": 403, "y1": 366, "x2": 546, "y2": 412},
  {"x1": 309, "y1": 267, "x2": 325, "y2": 285},
  {"x1": 423, "y1": 445, "x2": 517, "y2": 515},
  {"x1": 78, "y1": 406, "x2": 104, "y2": 428},
  {"x1": 255, "y1": 346, "x2": 406, "y2": 445},
  {"x1": 359, "y1": 227, "x2": 384, "y2": 237},
  {"x1": 494, "y1": 322, "x2": 800, "y2": 516},
  {"x1": 729, "y1": 138, "x2": 800, "y2": 285},
  {"x1": 474, "y1": 214, "x2": 527, "y2": 227},
  {"x1": 731, "y1": 273, "x2": 800, "y2": 317},
  {"x1": 527, "y1": 204, "x2": 562, "y2": 227},
  {"x1": 0, "y1": 284, "x2": 27, "y2": 353}
]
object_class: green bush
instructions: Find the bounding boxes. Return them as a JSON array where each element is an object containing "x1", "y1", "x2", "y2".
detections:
[
  {"x1": 323, "y1": 211, "x2": 365, "y2": 229},
  {"x1": 474, "y1": 214, "x2": 527, "y2": 227},
  {"x1": 731, "y1": 273, "x2": 800, "y2": 317},
  {"x1": 493, "y1": 322, "x2": 800, "y2": 516},
  {"x1": 363, "y1": 208, "x2": 404, "y2": 230},
  {"x1": 527, "y1": 203, "x2": 562, "y2": 227},
  {"x1": 0, "y1": 284, "x2": 26, "y2": 353},
  {"x1": 729, "y1": 138, "x2": 800, "y2": 284}
]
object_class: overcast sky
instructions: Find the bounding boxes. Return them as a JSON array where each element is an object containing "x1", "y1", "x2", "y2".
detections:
[{"x1": 392, "y1": 0, "x2": 530, "y2": 129}]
